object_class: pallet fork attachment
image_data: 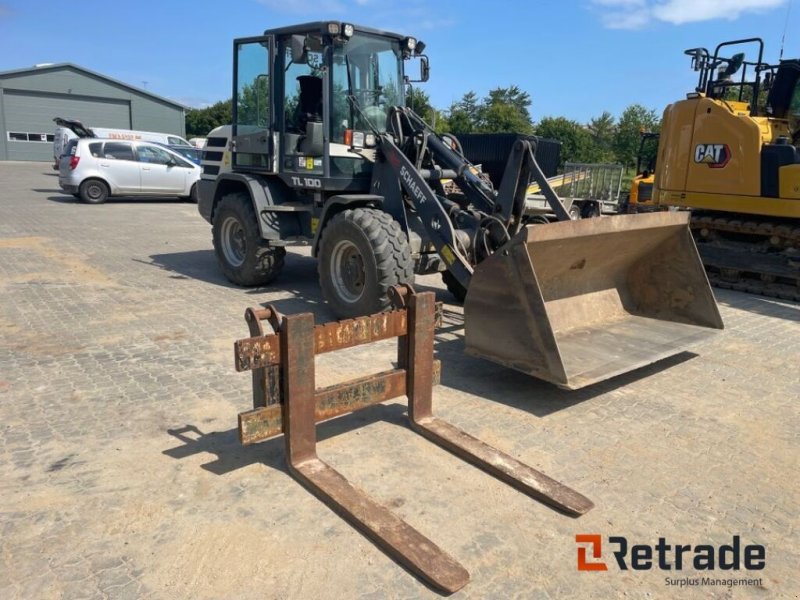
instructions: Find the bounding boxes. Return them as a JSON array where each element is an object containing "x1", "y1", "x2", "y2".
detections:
[{"x1": 234, "y1": 285, "x2": 592, "y2": 593}]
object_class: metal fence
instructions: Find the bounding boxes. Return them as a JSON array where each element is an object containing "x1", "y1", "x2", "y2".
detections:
[{"x1": 555, "y1": 162, "x2": 624, "y2": 212}]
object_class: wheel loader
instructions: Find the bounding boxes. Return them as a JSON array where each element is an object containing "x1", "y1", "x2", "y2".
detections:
[
  {"x1": 653, "y1": 38, "x2": 800, "y2": 300},
  {"x1": 197, "y1": 22, "x2": 722, "y2": 390}
]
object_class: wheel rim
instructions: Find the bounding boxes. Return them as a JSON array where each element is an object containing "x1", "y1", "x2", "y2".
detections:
[
  {"x1": 86, "y1": 183, "x2": 103, "y2": 200},
  {"x1": 330, "y1": 239, "x2": 365, "y2": 303},
  {"x1": 221, "y1": 216, "x2": 247, "y2": 267}
]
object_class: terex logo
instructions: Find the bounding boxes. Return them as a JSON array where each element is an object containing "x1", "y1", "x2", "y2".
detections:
[
  {"x1": 576, "y1": 535, "x2": 765, "y2": 572},
  {"x1": 694, "y1": 143, "x2": 731, "y2": 168}
]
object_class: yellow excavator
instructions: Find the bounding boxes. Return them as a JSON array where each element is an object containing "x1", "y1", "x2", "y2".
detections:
[
  {"x1": 654, "y1": 38, "x2": 800, "y2": 300},
  {"x1": 625, "y1": 131, "x2": 659, "y2": 212}
]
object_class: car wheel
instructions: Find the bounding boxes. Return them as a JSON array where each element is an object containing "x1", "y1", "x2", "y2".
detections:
[
  {"x1": 184, "y1": 183, "x2": 198, "y2": 203},
  {"x1": 79, "y1": 179, "x2": 109, "y2": 204},
  {"x1": 212, "y1": 191, "x2": 285, "y2": 286},
  {"x1": 318, "y1": 208, "x2": 413, "y2": 318},
  {"x1": 580, "y1": 201, "x2": 601, "y2": 218}
]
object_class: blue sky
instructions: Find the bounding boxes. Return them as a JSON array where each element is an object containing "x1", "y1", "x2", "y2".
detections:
[{"x1": 0, "y1": 0, "x2": 796, "y2": 123}]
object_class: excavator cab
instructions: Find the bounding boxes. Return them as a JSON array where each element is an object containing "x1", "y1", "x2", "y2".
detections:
[{"x1": 626, "y1": 131, "x2": 659, "y2": 212}]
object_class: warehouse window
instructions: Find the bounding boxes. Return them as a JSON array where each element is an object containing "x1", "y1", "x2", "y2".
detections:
[{"x1": 7, "y1": 132, "x2": 55, "y2": 142}]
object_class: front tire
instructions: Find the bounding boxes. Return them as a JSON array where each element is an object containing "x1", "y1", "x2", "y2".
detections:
[
  {"x1": 318, "y1": 208, "x2": 413, "y2": 318},
  {"x1": 212, "y1": 192, "x2": 285, "y2": 286},
  {"x1": 79, "y1": 179, "x2": 109, "y2": 204}
]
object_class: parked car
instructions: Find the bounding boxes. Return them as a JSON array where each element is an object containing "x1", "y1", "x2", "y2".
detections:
[
  {"x1": 58, "y1": 138, "x2": 200, "y2": 204},
  {"x1": 154, "y1": 142, "x2": 202, "y2": 165},
  {"x1": 52, "y1": 117, "x2": 193, "y2": 169}
]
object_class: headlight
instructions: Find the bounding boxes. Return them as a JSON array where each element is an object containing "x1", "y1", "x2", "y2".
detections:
[
  {"x1": 327, "y1": 22, "x2": 340, "y2": 35},
  {"x1": 404, "y1": 37, "x2": 417, "y2": 53},
  {"x1": 342, "y1": 23, "x2": 354, "y2": 38}
]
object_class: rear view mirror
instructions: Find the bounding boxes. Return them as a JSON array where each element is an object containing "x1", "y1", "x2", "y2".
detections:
[
  {"x1": 291, "y1": 35, "x2": 307, "y2": 64},
  {"x1": 406, "y1": 55, "x2": 429, "y2": 83}
]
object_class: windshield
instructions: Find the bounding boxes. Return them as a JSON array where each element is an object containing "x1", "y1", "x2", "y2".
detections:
[{"x1": 331, "y1": 33, "x2": 403, "y2": 141}]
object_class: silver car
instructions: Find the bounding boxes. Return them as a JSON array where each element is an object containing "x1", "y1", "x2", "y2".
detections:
[{"x1": 58, "y1": 138, "x2": 201, "y2": 204}]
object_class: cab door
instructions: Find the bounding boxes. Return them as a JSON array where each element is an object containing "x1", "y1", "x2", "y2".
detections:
[{"x1": 232, "y1": 35, "x2": 274, "y2": 171}]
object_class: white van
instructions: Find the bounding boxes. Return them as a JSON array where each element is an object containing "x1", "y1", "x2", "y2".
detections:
[{"x1": 52, "y1": 118, "x2": 192, "y2": 168}]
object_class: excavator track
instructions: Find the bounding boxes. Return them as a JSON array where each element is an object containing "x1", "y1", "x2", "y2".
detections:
[{"x1": 691, "y1": 214, "x2": 800, "y2": 302}]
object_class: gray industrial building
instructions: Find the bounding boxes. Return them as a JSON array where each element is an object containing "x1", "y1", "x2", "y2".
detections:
[{"x1": 0, "y1": 63, "x2": 186, "y2": 162}]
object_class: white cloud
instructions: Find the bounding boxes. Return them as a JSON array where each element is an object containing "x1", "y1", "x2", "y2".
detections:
[
  {"x1": 652, "y1": 0, "x2": 785, "y2": 24},
  {"x1": 591, "y1": 0, "x2": 786, "y2": 29}
]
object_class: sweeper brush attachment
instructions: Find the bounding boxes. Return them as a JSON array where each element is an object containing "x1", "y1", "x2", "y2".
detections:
[
  {"x1": 233, "y1": 286, "x2": 592, "y2": 593},
  {"x1": 465, "y1": 212, "x2": 724, "y2": 389}
]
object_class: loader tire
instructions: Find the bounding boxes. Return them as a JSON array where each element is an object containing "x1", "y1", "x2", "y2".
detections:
[
  {"x1": 212, "y1": 192, "x2": 285, "y2": 286},
  {"x1": 442, "y1": 270, "x2": 467, "y2": 303},
  {"x1": 318, "y1": 208, "x2": 413, "y2": 318}
]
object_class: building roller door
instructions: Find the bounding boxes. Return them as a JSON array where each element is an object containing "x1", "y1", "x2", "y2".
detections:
[{"x1": 3, "y1": 90, "x2": 130, "y2": 161}]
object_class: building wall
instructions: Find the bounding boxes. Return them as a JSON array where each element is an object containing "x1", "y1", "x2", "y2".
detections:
[{"x1": 0, "y1": 65, "x2": 185, "y2": 161}]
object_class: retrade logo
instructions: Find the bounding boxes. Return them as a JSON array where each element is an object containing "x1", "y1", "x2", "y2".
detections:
[
  {"x1": 576, "y1": 534, "x2": 608, "y2": 571},
  {"x1": 575, "y1": 535, "x2": 765, "y2": 572},
  {"x1": 694, "y1": 143, "x2": 731, "y2": 168}
]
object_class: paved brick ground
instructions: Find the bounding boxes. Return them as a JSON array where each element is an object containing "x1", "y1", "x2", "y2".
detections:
[{"x1": 1, "y1": 162, "x2": 798, "y2": 599}]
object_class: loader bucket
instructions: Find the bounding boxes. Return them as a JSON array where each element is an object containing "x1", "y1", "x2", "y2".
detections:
[{"x1": 464, "y1": 212, "x2": 723, "y2": 390}]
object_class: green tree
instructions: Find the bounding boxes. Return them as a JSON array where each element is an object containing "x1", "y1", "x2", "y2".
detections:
[
  {"x1": 445, "y1": 91, "x2": 481, "y2": 134},
  {"x1": 586, "y1": 111, "x2": 616, "y2": 163},
  {"x1": 477, "y1": 86, "x2": 534, "y2": 133},
  {"x1": 535, "y1": 116, "x2": 593, "y2": 168},
  {"x1": 185, "y1": 99, "x2": 232, "y2": 136},
  {"x1": 613, "y1": 104, "x2": 660, "y2": 168},
  {"x1": 237, "y1": 76, "x2": 270, "y2": 128},
  {"x1": 481, "y1": 101, "x2": 534, "y2": 134},
  {"x1": 406, "y1": 86, "x2": 434, "y2": 122}
]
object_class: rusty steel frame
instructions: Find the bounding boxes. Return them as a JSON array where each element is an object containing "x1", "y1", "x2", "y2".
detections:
[{"x1": 234, "y1": 285, "x2": 593, "y2": 593}]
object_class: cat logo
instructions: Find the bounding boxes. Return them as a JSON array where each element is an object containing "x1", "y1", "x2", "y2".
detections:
[{"x1": 694, "y1": 143, "x2": 731, "y2": 168}]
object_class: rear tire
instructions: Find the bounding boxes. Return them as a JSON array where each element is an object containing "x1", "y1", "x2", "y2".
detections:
[
  {"x1": 212, "y1": 192, "x2": 285, "y2": 286},
  {"x1": 442, "y1": 270, "x2": 467, "y2": 303},
  {"x1": 580, "y1": 201, "x2": 601, "y2": 218},
  {"x1": 79, "y1": 179, "x2": 109, "y2": 204},
  {"x1": 318, "y1": 208, "x2": 413, "y2": 318}
]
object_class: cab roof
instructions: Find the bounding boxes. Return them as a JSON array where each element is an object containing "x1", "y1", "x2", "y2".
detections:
[{"x1": 262, "y1": 22, "x2": 409, "y2": 41}]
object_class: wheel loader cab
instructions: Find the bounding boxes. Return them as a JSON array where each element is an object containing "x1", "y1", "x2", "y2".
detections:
[{"x1": 231, "y1": 22, "x2": 418, "y2": 191}]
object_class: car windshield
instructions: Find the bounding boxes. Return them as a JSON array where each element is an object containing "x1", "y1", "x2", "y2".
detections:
[{"x1": 331, "y1": 33, "x2": 403, "y2": 141}]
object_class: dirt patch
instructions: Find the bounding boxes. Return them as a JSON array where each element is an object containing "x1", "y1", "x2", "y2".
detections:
[{"x1": 0, "y1": 236, "x2": 118, "y2": 288}]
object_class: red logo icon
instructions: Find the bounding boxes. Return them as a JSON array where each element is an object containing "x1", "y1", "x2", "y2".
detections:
[{"x1": 576, "y1": 534, "x2": 608, "y2": 571}]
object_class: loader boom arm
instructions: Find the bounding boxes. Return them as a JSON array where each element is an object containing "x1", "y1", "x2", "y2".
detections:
[{"x1": 375, "y1": 107, "x2": 573, "y2": 292}]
